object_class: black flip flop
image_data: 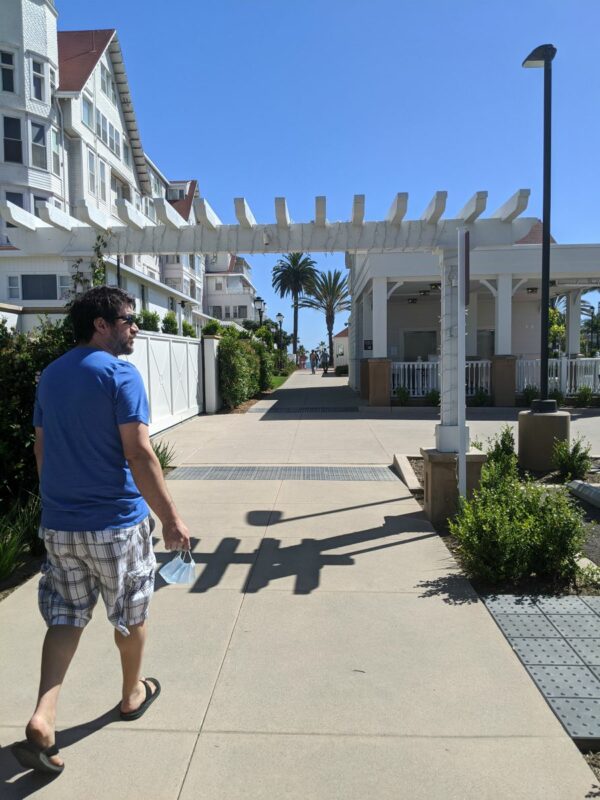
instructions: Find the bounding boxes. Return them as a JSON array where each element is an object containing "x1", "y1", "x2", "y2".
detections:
[
  {"x1": 119, "y1": 677, "x2": 161, "y2": 721},
  {"x1": 11, "y1": 739, "x2": 64, "y2": 775}
]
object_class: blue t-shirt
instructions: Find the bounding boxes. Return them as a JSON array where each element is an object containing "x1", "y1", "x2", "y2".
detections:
[{"x1": 33, "y1": 347, "x2": 150, "y2": 531}]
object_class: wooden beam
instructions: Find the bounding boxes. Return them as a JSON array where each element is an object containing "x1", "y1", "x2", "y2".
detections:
[
  {"x1": 352, "y1": 194, "x2": 365, "y2": 226},
  {"x1": 387, "y1": 193, "x2": 408, "y2": 224},
  {"x1": 0, "y1": 201, "x2": 47, "y2": 231},
  {"x1": 491, "y1": 189, "x2": 530, "y2": 222},
  {"x1": 73, "y1": 199, "x2": 115, "y2": 231},
  {"x1": 154, "y1": 198, "x2": 187, "y2": 229},
  {"x1": 234, "y1": 197, "x2": 256, "y2": 228},
  {"x1": 315, "y1": 196, "x2": 327, "y2": 226},
  {"x1": 275, "y1": 197, "x2": 291, "y2": 227},
  {"x1": 193, "y1": 198, "x2": 222, "y2": 230},
  {"x1": 115, "y1": 199, "x2": 149, "y2": 231},
  {"x1": 35, "y1": 201, "x2": 84, "y2": 232},
  {"x1": 456, "y1": 191, "x2": 488, "y2": 223},
  {"x1": 421, "y1": 191, "x2": 447, "y2": 224}
]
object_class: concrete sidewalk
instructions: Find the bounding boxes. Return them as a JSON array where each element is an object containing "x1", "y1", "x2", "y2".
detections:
[{"x1": 0, "y1": 371, "x2": 597, "y2": 798}]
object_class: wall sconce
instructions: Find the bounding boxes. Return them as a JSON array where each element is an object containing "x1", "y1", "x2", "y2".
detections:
[
  {"x1": 526, "y1": 287, "x2": 538, "y2": 295},
  {"x1": 408, "y1": 298, "x2": 417, "y2": 304}
]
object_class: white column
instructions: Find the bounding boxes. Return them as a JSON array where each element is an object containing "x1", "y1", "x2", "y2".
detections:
[
  {"x1": 372, "y1": 277, "x2": 388, "y2": 357},
  {"x1": 466, "y1": 291, "x2": 478, "y2": 357},
  {"x1": 495, "y1": 274, "x2": 512, "y2": 355},
  {"x1": 362, "y1": 292, "x2": 373, "y2": 356},
  {"x1": 566, "y1": 291, "x2": 582, "y2": 356}
]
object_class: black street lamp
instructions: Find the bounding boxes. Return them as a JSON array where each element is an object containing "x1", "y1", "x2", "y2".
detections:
[
  {"x1": 255, "y1": 296, "x2": 265, "y2": 326},
  {"x1": 276, "y1": 312, "x2": 284, "y2": 370},
  {"x1": 523, "y1": 43, "x2": 557, "y2": 412}
]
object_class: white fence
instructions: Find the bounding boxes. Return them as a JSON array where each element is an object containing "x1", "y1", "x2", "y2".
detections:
[
  {"x1": 391, "y1": 360, "x2": 491, "y2": 397},
  {"x1": 517, "y1": 357, "x2": 600, "y2": 395},
  {"x1": 123, "y1": 332, "x2": 203, "y2": 434}
]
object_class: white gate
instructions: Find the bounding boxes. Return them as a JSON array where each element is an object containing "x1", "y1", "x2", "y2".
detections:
[{"x1": 123, "y1": 332, "x2": 203, "y2": 434}]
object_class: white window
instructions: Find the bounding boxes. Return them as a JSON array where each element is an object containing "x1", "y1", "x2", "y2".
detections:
[
  {"x1": 1, "y1": 51, "x2": 15, "y2": 93},
  {"x1": 82, "y1": 96, "x2": 94, "y2": 129},
  {"x1": 211, "y1": 306, "x2": 222, "y2": 319},
  {"x1": 87, "y1": 148, "x2": 96, "y2": 194},
  {"x1": 33, "y1": 195, "x2": 46, "y2": 217},
  {"x1": 101, "y1": 64, "x2": 117, "y2": 105},
  {"x1": 215, "y1": 280, "x2": 223, "y2": 291},
  {"x1": 134, "y1": 191, "x2": 141, "y2": 211},
  {"x1": 114, "y1": 129, "x2": 120, "y2": 158},
  {"x1": 3, "y1": 117, "x2": 22, "y2": 163},
  {"x1": 96, "y1": 110, "x2": 108, "y2": 144},
  {"x1": 183, "y1": 279, "x2": 190, "y2": 295},
  {"x1": 238, "y1": 305, "x2": 247, "y2": 318},
  {"x1": 58, "y1": 275, "x2": 71, "y2": 299},
  {"x1": 108, "y1": 123, "x2": 115, "y2": 152},
  {"x1": 123, "y1": 142, "x2": 131, "y2": 167},
  {"x1": 32, "y1": 60, "x2": 44, "y2": 101},
  {"x1": 224, "y1": 306, "x2": 231, "y2": 320},
  {"x1": 51, "y1": 129, "x2": 60, "y2": 175},
  {"x1": 8, "y1": 276, "x2": 19, "y2": 299},
  {"x1": 98, "y1": 160, "x2": 107, "y2": 203},
  {"x1": 31, "y1": 122, "x2": 46, "y2": 169}
]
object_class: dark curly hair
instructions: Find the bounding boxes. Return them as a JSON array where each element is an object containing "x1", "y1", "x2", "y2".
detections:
[{"x1": 69, "y1": 286, "x2": 136, "y2": 342}]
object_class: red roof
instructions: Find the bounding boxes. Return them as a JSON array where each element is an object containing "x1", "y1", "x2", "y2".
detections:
[
  {"x1": 57, "y1": 30, "x2": 115, "y2": 92},
  {"x1": 170, "y1": 180, "x2": 198, "y2": 222},
  {"x1": 333, "y1": 327, "x2": 349, "y2": 338},
  {"x1": 516, "y1": 219, "x2": 557, "y2": 245}
]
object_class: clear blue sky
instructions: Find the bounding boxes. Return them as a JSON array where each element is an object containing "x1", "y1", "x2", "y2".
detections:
[{"x1": 56, "y1": 0, "x2": 600, "y2": 349}]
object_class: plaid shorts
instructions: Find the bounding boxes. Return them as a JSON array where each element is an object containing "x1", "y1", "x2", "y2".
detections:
[{"x1": 38, "y1": 516, "x2": 156, "y2": 637}]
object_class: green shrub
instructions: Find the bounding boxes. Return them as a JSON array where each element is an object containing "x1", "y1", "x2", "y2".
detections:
[
  {"x1": 181, "y1": 320, "x2": 196, "y2": 338},
  {"x1": 574, "y1": 385, "x2": 594, "y2": 408},
  {"x1": 0, "y1": 494, "x2": 42, "y2": 579},
  {"x1": 255, "y1": 325, "x2": 274, "y2": 348},
  {"x1": 425, "y1": 389, "x2": 440, "y2": 406},
  {"x1": 151, "y1": 439, "x2": 176, "y2": 471},
  {"x1": 468, "y1": 387, "x2": 491, "y2": 407},
  {"x1": 487, "y1": 425, "x2": 515, "y2": 466},
  {"x1": 161, "y1": 311, "x2": 179, "y2": 335},
  {"x1": 450, "y1": 461, "x2": 585, "y2": 584},
  {"x1": 335, "y1": 365, "x2": 349, "y2": 376},
  {"x1": 136, "y1": 309, "x2": 160, "y2": 332},
  {"x1": 471, "y1": 437, "x2": 484, "y2": 452},
  {"x1": 0, "y1": 318, "x2": 73, "y2": 510},
  {"x1": 202, "y1": 320, "x2": 223, "y2": 336},
  {"x1": 395, "y1": 386, "x2": 410, "y2": 406},
  {"x1": 552, "y1": 437, "x2": 592, "y2": 482},
  {"x1": 218, "y1": 337, "x2": 260, "y2": 409},
  {"x1": 251, "y1": 340, "x2": 274, "y2": 392},
  {"x1": 220, "y1": 325, "x2": 240, "y2": 340},
  {"x1": 549, "y1": 388, "x2": 564, "y2": 407},
  {"x1": 521, "y1": 384, "x2": 540, "y2": 406}
]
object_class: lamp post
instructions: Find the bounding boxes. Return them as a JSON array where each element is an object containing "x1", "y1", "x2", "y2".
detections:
[
  {"x1": 255, "y1": 296, "x2": 265, "y2": 326},
  {"x1": 523, "y1": 43, "x2": 557, "y2": 412},
  {"x1": 276, "y1": 312, "x2": 284, "y2": 370}
]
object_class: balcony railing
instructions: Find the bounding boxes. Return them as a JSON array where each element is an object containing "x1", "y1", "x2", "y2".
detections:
[
  {"x1": 391, "y1": 360, "x2": 491, "y2": 397},
  {"x1": 517, "y1": 357, "x2": 600, "y2": 394}
]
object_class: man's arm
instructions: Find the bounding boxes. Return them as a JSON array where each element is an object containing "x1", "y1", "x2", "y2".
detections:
[
  {"x1": 34, "y1": 427, "x2": 44, "y2": 480},
  {"x1": 119, "y1": 422, "x2": 190, "y2": 551}
]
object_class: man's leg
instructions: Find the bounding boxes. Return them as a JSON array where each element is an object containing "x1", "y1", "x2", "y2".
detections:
[
  {"x1": 115, "y1": 621, "x2": 158, "y2": 713},
  {"x1": 26, "y1": 625, "x2": 84, "y2": 767}
]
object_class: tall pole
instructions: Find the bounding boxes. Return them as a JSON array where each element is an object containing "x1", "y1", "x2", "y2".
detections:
[{"x1": 539, "y1": 56, "x2": 552, "y2": 403}]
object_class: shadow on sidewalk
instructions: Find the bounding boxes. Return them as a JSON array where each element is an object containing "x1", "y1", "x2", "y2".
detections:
[{"x1": 0, "y1": 709, "x2": 117, "y2": 797}]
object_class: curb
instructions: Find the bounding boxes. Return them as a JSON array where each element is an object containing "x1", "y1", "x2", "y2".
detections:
[{"x1": 393, "y1": 454, "x2": 421, "y2": 493}]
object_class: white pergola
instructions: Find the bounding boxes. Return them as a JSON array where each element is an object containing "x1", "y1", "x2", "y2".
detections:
[{"x1": 0, "y1": 188, "x2": 560, "y2": 455}]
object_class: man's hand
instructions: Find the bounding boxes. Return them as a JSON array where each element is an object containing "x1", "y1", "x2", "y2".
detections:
[{"x1": 162, "y1": 517, "x2": 191, "y2": 551}]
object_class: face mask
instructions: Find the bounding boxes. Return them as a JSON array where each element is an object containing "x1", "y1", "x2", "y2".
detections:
[{"x1": 158, "y1": 550, "x2": 196, "y2": 585}]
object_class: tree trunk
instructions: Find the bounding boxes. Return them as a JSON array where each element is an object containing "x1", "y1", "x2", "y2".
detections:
[
  {"x1": 327, "y1": 313, "x2": 334, "y2": 367},
  {"x1": 293, "y1": 291, "x2": 298, "y2": 354}
]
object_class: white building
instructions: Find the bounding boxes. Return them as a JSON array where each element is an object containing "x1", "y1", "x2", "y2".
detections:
[
  {"x1": 0, "y1": 0, "x2": 256, "y2": 335},
  {"x1": 204, "y1": 253, "x2": 257, "y2": 324}
]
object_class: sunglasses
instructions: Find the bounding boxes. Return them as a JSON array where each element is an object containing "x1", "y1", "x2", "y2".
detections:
[{"x1": 112, "y1": 314, "x2": 137, "y2": 326}]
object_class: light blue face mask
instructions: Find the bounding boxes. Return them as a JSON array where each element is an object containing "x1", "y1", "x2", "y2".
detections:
[{"x1": 158, "y1": 550, "x2": 196, "y2": 585}]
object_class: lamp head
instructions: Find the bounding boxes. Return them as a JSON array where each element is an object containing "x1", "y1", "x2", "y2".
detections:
[
  {"x1": 254, "y1": 296, "x2": 264, "y2": 311},
  {"x1": 522, "y1": 44, "x2": 557, "y2": 68},
  {"x1": 276, "y1": 312, "x2": 284, "y2": 324}
]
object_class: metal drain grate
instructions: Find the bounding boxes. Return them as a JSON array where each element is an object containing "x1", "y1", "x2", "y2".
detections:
[
  {"x1": 484, "y1": 594, "x2": 600, "y2": 746},
  {"x1": 247, "y1": 406, "x2": 359, "y2": 414},
  {"x1": 168, "y1": 465, "x2": 399, "y2": 481}
]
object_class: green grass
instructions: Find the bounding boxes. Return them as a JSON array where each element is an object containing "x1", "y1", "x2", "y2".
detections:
[{"x1": 270, "y1": 374, "x2": 289, "y2": 390}]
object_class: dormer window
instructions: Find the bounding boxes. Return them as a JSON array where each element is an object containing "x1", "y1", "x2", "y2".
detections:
[{"x1": 101, "y1": 64, "x2": 117, "y2": 105}]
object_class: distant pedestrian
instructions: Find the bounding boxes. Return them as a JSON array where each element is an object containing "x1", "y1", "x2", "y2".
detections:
[
  {"x1": 321, "y1": 349, "x2": 329, "y2": 375},
  {"x1": 11, "y1": 286, "x2": 190, "y2": 776},
  {"x1": 309, "y1": 350, "x2": 317, "y2": 374}
]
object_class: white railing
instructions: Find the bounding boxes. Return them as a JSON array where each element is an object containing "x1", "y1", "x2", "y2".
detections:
[
  {"x1": 391, "y1": 360, "x2": 491, "y2": 397},
  {"x1": 517, "y1": 357, "x2": 600, "y2": 395}
]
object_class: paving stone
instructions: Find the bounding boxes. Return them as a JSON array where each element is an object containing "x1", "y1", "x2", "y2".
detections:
[
  {"x1": 581, "y1": 596, "x2": 600, "y2": 614},
  {"x1": 547, "y1": 698, "x2": 600, "y2": 740},
  {"x1": 510, "y1": 638, "x2": 583, "y2": 666},
  {"x1": 483, "y1": 595, "x2": 541, "y2": 615},
  {"x1": 525, "y1": 665, "x2": 600, "y2": 698},
  {"x1": 545, "y1": 614, "x2": 600, "y2": 639},
  {"x1": 569, "y1": 639, "x2": 600, "y2": 665},
  {"x1": 535, "y1": 596, "x2": 594, "y2": 614},
  {"x1": 493, "y1": 613, "x2": 560, "y2": 639}
]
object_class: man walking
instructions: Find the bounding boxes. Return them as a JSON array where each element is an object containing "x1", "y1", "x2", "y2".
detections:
[
  {"x1": 309, "y1": 349, "x2": 317, "y2": 374},
  {"x1": 12, "y1": 286, "x2": 190, "y2": 775}
]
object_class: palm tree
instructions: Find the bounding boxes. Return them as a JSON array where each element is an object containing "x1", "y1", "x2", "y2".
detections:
[
  {"x1": 272, "y1": 253, "x2": 317, "y2": 354},
  {"x1": 299, "y1": 269, "x2": 351, "y2": 366}
]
